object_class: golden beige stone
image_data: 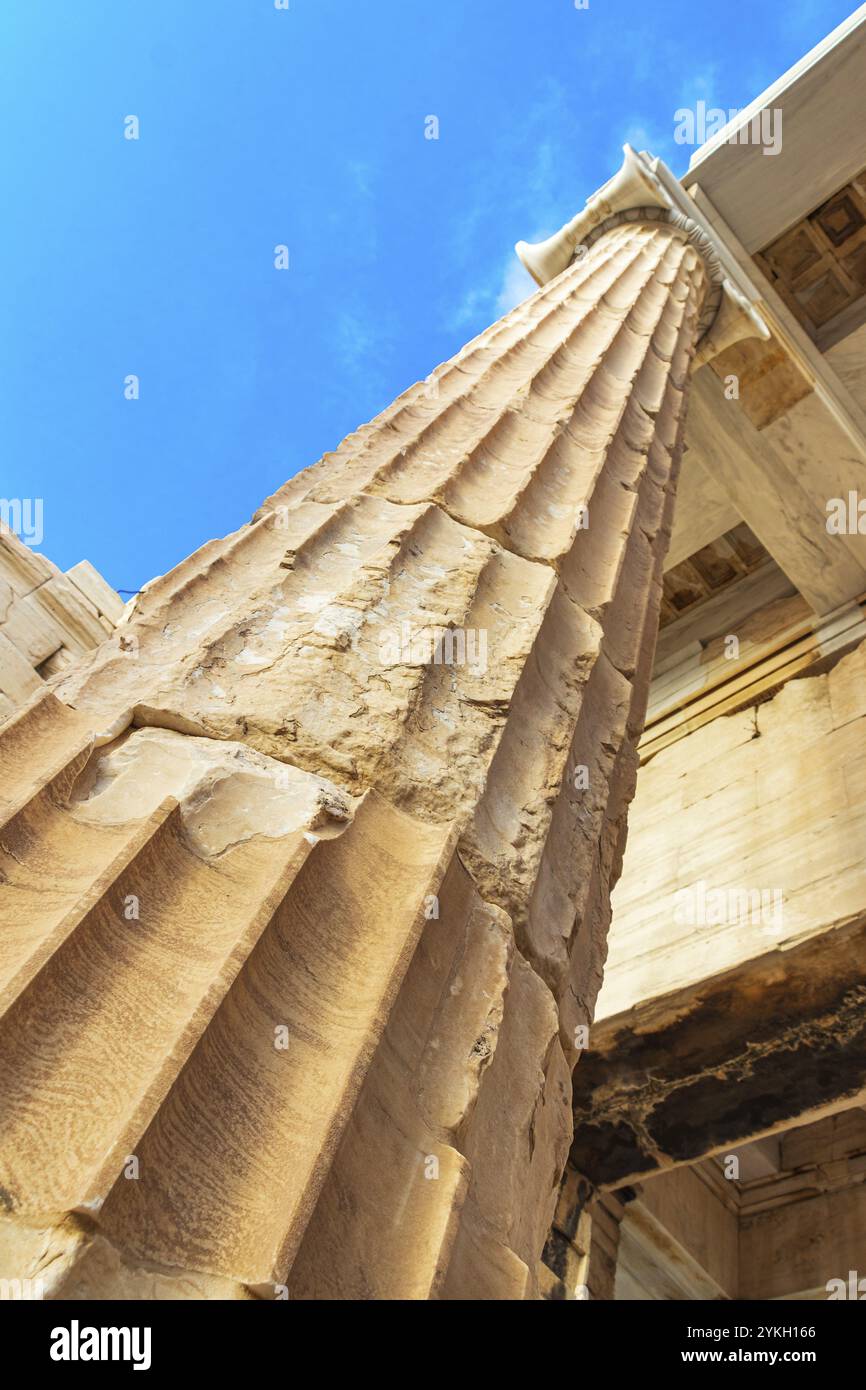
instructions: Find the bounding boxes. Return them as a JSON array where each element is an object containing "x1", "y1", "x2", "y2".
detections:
[{"x1": 0, "y1": 208, "x2": 711, "y2": 1298}]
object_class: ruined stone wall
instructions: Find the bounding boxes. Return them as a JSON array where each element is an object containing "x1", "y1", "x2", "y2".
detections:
[{"x1": 0, "y1": 525, "x2": 125, "y2": 719}]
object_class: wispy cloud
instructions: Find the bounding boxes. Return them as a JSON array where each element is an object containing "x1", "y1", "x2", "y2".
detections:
[
  {"x1": 450, "y1": 250, "x2": 536, "y2": 332},
  {"x1": 343, "y1": 158, "x2": 379, "y2": 260},
  {"x1": 496, "y1": 256, "x2": 537, "y2": 315},
  {"x1": 332, "y1": 302, "x2": 393, "y2": 407},
  {"x1": 335, "y1": 310, "x2": 377, "y2": 373},
  {"x1": 620, "y1": 117, "x2": 678, "y2": 170},
  {"x1": 444, "y1": 76, "x2": 591, "y2": 338}
]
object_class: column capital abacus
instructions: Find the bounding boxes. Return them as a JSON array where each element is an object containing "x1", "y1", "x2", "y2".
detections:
[{"x1": 516, "y1": 144, "x2": 770, "y2": 365}]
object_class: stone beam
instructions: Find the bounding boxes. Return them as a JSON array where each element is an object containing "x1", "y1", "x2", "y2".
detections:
[
  {"x1": 686, "y1": 7, "x2": 866, "y2": 255},
  {"x1": 665, "y1": 451, "x2": 741, "y2": 570},
  {"x1": 685, "y1": 368, "x2": 866, "y2": 614},
  {"x1": 567, "y1": 916, "x2": 866, "y2": 1189},
  {"x1": 571, "y1": 1108, "x2": 866, "y2": 1300},
  {"x1": 739, "y1": 1111, "x2": 866, "y2": 1299},
  {"x1": 627, "y1": 1163, "x2": 738, "y2": 1300},
  {"x1": 679, "y1": 183, "x2": 866, "y2": 615}
]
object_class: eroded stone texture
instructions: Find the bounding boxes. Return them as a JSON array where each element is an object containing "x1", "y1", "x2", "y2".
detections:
[
  {"x1": 0, "y1": 218, "x2": 709, "y2": 1298},
  {"x1": 0, "y1": 526, "x2": 125, "y2": 719}
]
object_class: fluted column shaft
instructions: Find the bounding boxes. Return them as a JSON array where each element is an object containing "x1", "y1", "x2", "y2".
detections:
[{"x1": 0, "y1": 219, "x2": 709, "y2": 1299}]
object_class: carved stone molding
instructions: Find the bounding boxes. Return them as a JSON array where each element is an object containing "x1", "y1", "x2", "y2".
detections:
[{"x1": 517, "y1": 144, "x2": 771, "y2": 363}]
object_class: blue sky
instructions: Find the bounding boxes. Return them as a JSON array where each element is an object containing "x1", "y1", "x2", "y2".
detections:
[{"x1": 0, "y1": 0, "x2": 856, "y2": 591}]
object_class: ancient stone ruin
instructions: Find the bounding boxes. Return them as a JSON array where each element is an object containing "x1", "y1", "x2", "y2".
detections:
[{"x1": 2, "y1": 17, "x2": 866, "y2": 1302}]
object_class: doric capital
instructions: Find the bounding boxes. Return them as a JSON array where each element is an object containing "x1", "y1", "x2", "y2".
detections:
[{"x1": 516, "y1": 144, "x2": 770, "y2": 360}]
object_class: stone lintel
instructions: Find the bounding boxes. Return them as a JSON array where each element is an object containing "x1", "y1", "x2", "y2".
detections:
[{"x1": 569, "y1": 915, "x2": 866, "y2": 1188}]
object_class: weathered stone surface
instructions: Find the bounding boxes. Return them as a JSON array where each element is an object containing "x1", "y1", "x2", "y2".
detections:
[
  {"x1": 0, "y1": 526, "x2": 124, "y2": 716},
  {"x1": 603, "y1": 638, "x2": 866, "y2": 1017},
  {"x1": 0, "y1": 217, "x2": 708, "y2": 1297}
]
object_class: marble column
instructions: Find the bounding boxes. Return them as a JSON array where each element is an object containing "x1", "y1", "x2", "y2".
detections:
[{"x1": 0, "y1": 148, "x2": 761, "y2": 1299}]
